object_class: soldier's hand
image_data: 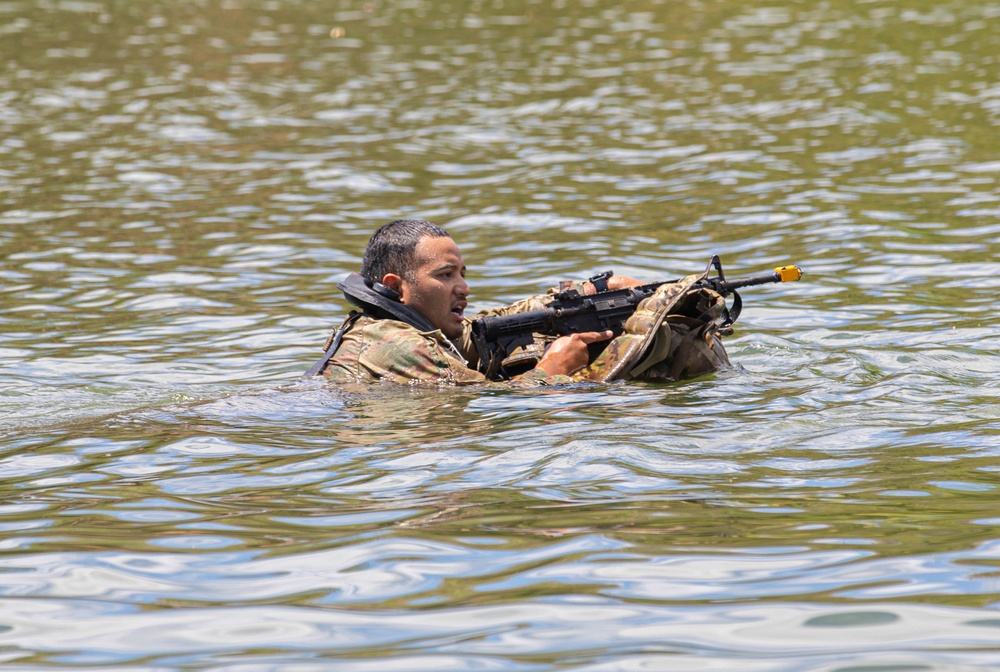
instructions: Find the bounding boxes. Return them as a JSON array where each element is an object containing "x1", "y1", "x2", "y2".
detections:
[
  {"x1": 535, "y1": 330, "x2": 614, "y2": 376},
  {"x1": 584, "y1": 276, "x2": 644, "y2": 294}
]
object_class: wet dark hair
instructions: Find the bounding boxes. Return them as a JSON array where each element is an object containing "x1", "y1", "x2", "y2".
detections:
[{"x1": 360, "y1": 218, "x2": 451, "y2": 284}]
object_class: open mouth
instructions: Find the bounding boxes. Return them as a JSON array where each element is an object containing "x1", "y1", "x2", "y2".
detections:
[{"x1": 451, "y1": 303, "x2": 466, "y2": 317}]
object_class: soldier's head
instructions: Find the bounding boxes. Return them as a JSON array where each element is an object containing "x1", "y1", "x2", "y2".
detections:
[
  {"x1": 361, "y1": 218, "x2": 470, "y2": 339},
  {"x1": 360, "y1": 218, "x2": 450, "y2": 285}
]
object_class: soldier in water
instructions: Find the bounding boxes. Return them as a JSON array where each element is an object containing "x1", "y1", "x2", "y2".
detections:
[{"x1": 307, "y1": 218, "x2": 731, "y2": 384}]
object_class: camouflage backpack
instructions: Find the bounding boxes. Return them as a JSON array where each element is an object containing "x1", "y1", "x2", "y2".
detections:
[{"x1": 576, "y1": 270, "x2": 732, "y2": 383}]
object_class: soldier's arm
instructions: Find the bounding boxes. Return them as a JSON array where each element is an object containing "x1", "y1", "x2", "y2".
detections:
[{"x1": 354, "y1": 324, "x2": 570, "y2": 385}]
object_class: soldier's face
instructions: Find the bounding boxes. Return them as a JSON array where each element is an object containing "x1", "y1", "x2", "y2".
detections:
[{"x1": 395, "y1": 236, "x2": 470, "y2": 339}]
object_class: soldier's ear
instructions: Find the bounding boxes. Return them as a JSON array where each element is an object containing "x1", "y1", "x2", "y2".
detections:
[{"x1": 380, "y1": 274, "x2": 405, "y2": 302}]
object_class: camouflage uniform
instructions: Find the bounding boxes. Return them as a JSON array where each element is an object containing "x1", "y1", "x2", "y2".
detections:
[{"x1": 322, "y1": 290, "x2": 575, "y2": 385}]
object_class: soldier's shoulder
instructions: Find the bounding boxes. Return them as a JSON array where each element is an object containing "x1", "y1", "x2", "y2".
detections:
[
  {"x1": 351, "y1": 315, "x2": 419, "y2": 336},
  {"x1": 349, "y1": 315, "x2": 443, "y2": 343},
  {"x1": 346, "y1": 316, "x2": 458, "y2": 364}
]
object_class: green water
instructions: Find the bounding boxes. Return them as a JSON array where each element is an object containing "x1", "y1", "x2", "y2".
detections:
[{"x1": 1, "y1": 0, "x2": 999, "y2": 669}]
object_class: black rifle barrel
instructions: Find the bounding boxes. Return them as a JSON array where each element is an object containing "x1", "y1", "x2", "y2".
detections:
[
  {"x1": 715, "y1": 271, "x2": 783, "y2": 293},
  {"x1": 712, "y1": 264, "x2": 802, "y2": 293}
]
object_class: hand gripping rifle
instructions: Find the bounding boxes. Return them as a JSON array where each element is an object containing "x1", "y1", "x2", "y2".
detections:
[{"x1": 470, "y1": 255, "x2": 802, "y2": 380}]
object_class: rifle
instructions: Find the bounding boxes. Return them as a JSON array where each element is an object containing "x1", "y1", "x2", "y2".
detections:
[{"x1": 470, "y1": 255, "x2": 802, "y2": 380}]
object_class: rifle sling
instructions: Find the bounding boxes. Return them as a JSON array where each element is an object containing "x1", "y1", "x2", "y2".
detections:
[{"x1": 303, "y1": 311, "x2": 361, "y2": 378}]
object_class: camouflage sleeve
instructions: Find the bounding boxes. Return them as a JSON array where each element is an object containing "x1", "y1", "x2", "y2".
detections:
[
  {"x1": 469, "y1": 281, "x2": 589, "y2": 320},
  {"x1": 371, "y1": 330, "x2": 573, "y2": 386},
  {"x1": 324, "y1": 316, "x2": 572, "y2": 386},
  {"x1": 512, "y1": 368, "x2": 575, "y2": 385},
  {"x1": 358, "y1": 327, "x2": 488, "y2": 384}
]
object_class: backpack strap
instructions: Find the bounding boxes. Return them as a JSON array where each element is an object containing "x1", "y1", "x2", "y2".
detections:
[{"x1": 303, "y1": 311, "x2": 361, "y2": 378}]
